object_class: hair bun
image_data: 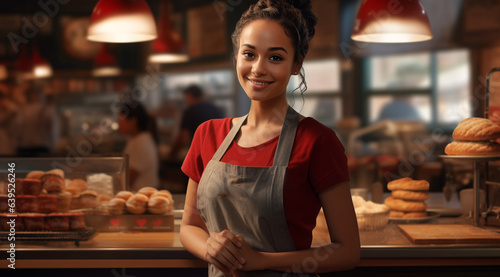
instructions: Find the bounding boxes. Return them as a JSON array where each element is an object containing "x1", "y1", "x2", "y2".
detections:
[{"x1": 288, "y1": 0, "x2": 317, "y2": 41}]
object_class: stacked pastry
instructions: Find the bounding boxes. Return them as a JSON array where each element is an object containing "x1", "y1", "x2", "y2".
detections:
[
  {"x1": 107, "y1": 186, "x2": 174, "y2": 215},
  {"x1": 384, "y1": 177, "x2": 430, "y2": 218},
  {"x1": 445, "y1": 117, "x2": 500, "y2": 155}
]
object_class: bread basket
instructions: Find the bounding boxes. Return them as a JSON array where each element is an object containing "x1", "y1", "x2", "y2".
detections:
[{"x1": 355, "y1": 210, "x2": 389, "y2": 231}]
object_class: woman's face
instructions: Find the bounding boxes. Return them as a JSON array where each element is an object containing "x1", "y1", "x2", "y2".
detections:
[{"x1": 236, "y1": 19, "x2": 300, "y2": 103}]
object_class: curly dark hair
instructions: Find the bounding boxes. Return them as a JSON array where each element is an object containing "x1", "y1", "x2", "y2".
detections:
[{"x1": 231, "y1": 0, "x2": 318, "y2": 94}]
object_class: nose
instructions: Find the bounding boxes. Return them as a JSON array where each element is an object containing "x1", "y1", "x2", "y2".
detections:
[{"x1": 251, "y1": 57, "x2": 267, "y2": 76}]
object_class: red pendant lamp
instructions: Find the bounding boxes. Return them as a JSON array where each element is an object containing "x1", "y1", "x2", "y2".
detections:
[
  {"x1": 87, "y1": 0, "x2": 157, "y2": 43},
  {"x1": 351, "y1": 0, "x2": 432, "y2": 43},
  {"x1": 32, "y1": 42, "x2": 53, "y2": 78},
  {"x1": 148, "y1": 0, "x2": 188, "y2": 63},
  {"x1": 92, "y1": 44, "x2": 121, "y2": 77},
  {"x1": 16, "y1": 44, "x2": 34, "y2": 79}
]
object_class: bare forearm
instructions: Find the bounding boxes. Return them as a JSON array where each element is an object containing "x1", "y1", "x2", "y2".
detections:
[
  {"x1": 260, "y1": 242, "x2": 360, "y2": 273},
  {"x1": 179, "y1": 224, "x2": 210, "y2": 262}
]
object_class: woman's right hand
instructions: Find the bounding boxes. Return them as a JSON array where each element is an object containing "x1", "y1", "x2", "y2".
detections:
[{"x1": 205, "y1": 229, "x2": 246, "y2": 274}]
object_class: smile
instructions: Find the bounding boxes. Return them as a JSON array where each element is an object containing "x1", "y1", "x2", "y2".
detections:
[{"x1": 249, "y1": 79, "x2": 273, "y2": 86}]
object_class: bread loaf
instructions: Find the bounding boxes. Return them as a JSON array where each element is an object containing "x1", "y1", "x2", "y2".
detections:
[
  {"x1": 444, "y1": 141, "x2": 500, "y2": 155},
  {"x1": 452, "y1": 117, "x2": 500, "y2": 141}
]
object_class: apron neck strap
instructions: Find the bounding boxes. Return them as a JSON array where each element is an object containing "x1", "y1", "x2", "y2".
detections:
[
  {"x1": 273, "y1": 106, "x2": 299, "y2": 167},
  {"x1": 211, "y1": 106, "x2": 300, "y2": 166}
]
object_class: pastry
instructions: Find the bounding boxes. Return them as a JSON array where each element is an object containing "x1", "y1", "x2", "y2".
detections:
[
  {"x1": 115, "y1": 191, "x2": 134, "y2": 201},
  {"x1": 137, "y1": 187, "x2": 158, "y2": 197},
  {"x1": 107, "y1": 198, "x2": 127, "y2": 215},
  {"x1": 147, "y1": 196, "x2": 172, "y2": 214},
  {"x1": 384, "y1": 196, "x2": 427, "y2": 212},
  {"x1": 126, "y1": 194, "x2": 148, "y2": 214},
  {"x1": 444, "y1": 141, "x2": 500, "y2": 155},
  {"x1": 66, "y1": 179, "x2": 88, "y2": 195},
  {"x1": 452, "y1": 117, "x2": 500, "y2": 141},
  {"x1": 21, "y1": 178, "x2": 42, "y2": 195},
  {"x1": 391, "y1": 190, "x2": 429, "y2": 201},
  {"x1": 37, "y1": 194, "x2": 58, "y2": 213},
  {"x1": 387, "y1": 177, "x2": 429, "y2": 191},
  {"x1": 151, "y1": 190, "x2": 174, "y2": 204},
  {"x1": 79, "y1": 190, "x2": 99, "y2": 208},
  {"x1": 26, "y1": 171, "x2": 45, "y2": 180},
  {"x1": 41, "y1": 173, "x2": 65, "y2": 193},
  {"x1": 389, "y1": 210, "x2": 428, "y2": 218}
]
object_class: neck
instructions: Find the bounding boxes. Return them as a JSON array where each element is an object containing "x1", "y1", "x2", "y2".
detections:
[{"x1": 247, "y1": 98, "x2": 289, "y2": 127}]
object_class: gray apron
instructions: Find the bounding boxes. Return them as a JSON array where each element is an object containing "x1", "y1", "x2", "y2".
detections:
[{"x1": 198, "y1": 106, "x2": 317, "y2": 276}]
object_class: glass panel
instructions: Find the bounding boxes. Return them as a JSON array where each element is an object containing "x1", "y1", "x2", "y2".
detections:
[
  {"x1": 287, "y1": 59, "x2": 341, "y2": 93},
  {"x1": 289, "y1": 97, "x2": 342, "y2": 128},
  {"x1": 369, "y1": 52, "x2": 431, "y2": 90},
  {"x1": 436, "y1": 49, "x2": 472, "y2": 123},
  {"x1": 369, "y1": 95, "x2": 431, "y2": 123}
]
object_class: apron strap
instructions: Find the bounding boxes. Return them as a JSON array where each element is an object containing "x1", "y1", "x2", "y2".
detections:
[
  {"x1": 272, "y1": 106, "x2": 300, "y2": 167},
  {"x1": 211, "y1": 114, "x2": 248, "y2": 161},
  {"x1": 211, "y1": 106, "x2": 300, "y2": 166}
]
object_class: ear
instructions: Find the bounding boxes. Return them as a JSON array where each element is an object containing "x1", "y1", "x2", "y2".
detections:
[{"x1": 293, "y1": 60, "x2": 303, "y2": 75}]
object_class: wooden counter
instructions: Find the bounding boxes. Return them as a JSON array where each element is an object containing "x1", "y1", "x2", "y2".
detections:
[{"x1": 2, "y1": 217, "x2": 500, "y2": 271}]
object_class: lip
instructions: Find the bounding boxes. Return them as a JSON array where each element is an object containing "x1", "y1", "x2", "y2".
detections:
[{"x1": 248, "y1": 78, "x2": 273, "y2": 89}]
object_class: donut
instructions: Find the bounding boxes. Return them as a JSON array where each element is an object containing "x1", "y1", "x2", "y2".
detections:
[
  {"x1": 391, "y1": 190, "x2": 429, "y2": 201},
  {"x1": 389, "y1": 210, "x2": 428, "y2": 218},
  {"x1": 387, "y1": 177, "x2": 429, "y2": 191},
  {"x1": 384, "y1": 196, "x2": 427, "y2": 212}
]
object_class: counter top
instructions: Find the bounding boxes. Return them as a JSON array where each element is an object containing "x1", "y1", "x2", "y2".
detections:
[{"x1": 1, "y1": 216, "x2": 500, "y2": 269}]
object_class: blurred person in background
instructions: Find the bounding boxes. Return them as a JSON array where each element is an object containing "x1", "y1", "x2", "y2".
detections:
[
  {"x1": 118, "y1": 101, "x2": 159, "y2": 191},
  {"x1": 16, "y1": 83, "x2": 60, "y2": 157},
  {"x1": 168, "y1": 84, "x2": 224, "y2": 159}
]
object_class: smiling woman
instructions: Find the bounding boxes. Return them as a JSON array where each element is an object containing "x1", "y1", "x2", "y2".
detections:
[{"x1": 180, "y1": 1, "x2": 360, "y2": 276}]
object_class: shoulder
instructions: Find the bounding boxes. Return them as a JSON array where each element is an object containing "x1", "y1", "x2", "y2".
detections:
[
  {"x1": 195, "y1": 117, "x2": 231, "y2": 134},
  {"x1": 298, "y1": 117, "x2": 338, "y2": 139}
]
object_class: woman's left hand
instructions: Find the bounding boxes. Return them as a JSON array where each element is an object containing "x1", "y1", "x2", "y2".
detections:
[{"x1": 235, "y1": 235, "x2": 265, "y2": 271}]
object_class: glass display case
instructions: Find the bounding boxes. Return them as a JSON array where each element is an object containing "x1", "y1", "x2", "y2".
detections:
[{"x1": 0, "y1": 156, "x2": 128, "y2": 194}]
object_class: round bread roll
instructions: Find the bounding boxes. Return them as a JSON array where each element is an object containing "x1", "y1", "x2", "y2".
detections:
[
  {"x1": 384, "y1": 196, "x2": 427, "y2": 212},
  {"x1": 126, "y1": 194, "x2": 149, "y2": 214},
  {"x1": 389, "y1": 210, "x2": 428, "y2": 218},
  {"x1": 387, "y1": 177, "x2": 429, "y2": 191},
  {"x1": 26, "y1": 171, "x2": 45, "y2": 180},
  {"x1": 46, "y1": 169, "x2": 65, "y2": 179},
  {"x1": 66, "y1": 179, "x2": 88, "y2": 195},
  {"x1": 79, "y1": 190, "x2": 99, "y2": 209},
  {"x1": 115, "y1": 191, "x2": 134, "y2": 201},
  {"x1": 151, "y1": 190, "x2": 173, "y2": 204},
  {"x1": 107, "y1": 198, "x2": 127, "y2": 215},
  {"x1": 41, "y1": 174, "x2": 65, "y2": 193},
  {"x1": 137, "y1": 187, "x2": 158, "y2": 198},
  {"x1": 147, "y1": 196, "x2": 172, "y2": 214},
  {"x1": 98, "y1": 194, "x2": 111, "y2": 204},
  {"x1": 391, "y1": 190, "x2": 429, "y2": 201}
]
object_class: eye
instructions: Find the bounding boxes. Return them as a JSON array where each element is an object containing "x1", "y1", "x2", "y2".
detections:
[
  {"x1": 242, "y1": 51, "x2": 254, "y2": 59},
  {"x1": 269, "y1": 55, "x2": 283, "y2": 62}
]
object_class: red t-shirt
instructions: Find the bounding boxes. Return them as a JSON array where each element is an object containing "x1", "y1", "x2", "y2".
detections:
[{"x1": 181, "y1": 117, "x2": 349, "y2": 250}]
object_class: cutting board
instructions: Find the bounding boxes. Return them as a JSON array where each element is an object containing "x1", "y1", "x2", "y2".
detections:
[{"x1": 398, "y1": 224, "x2": 500, "y2": 244}]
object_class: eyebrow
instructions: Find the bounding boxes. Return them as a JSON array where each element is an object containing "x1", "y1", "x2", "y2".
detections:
[{"x1": 242, "y1": 44, "x2": 288, "y2": 53}]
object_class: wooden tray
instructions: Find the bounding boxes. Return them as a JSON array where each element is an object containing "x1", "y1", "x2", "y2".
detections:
[{"x1": 398, "y1": 224, "x2": 500, "y2": 244}]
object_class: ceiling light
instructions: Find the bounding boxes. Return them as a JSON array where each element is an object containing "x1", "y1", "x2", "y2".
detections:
[{"x1": 351, "y1": 0, "x2": 432, "y2": 43}]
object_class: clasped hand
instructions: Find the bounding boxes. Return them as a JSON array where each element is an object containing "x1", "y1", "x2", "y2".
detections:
[{"x1": 205, "y1": 230, "x2": 263, "y2": 274}]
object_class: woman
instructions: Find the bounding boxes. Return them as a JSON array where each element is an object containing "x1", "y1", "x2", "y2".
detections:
[
  {"x1": 118, "y1": 102, "x2": 159, "y2": 192},
  {"x1": 180, "y1": 0, "x2": 360, "y2": 275}
]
